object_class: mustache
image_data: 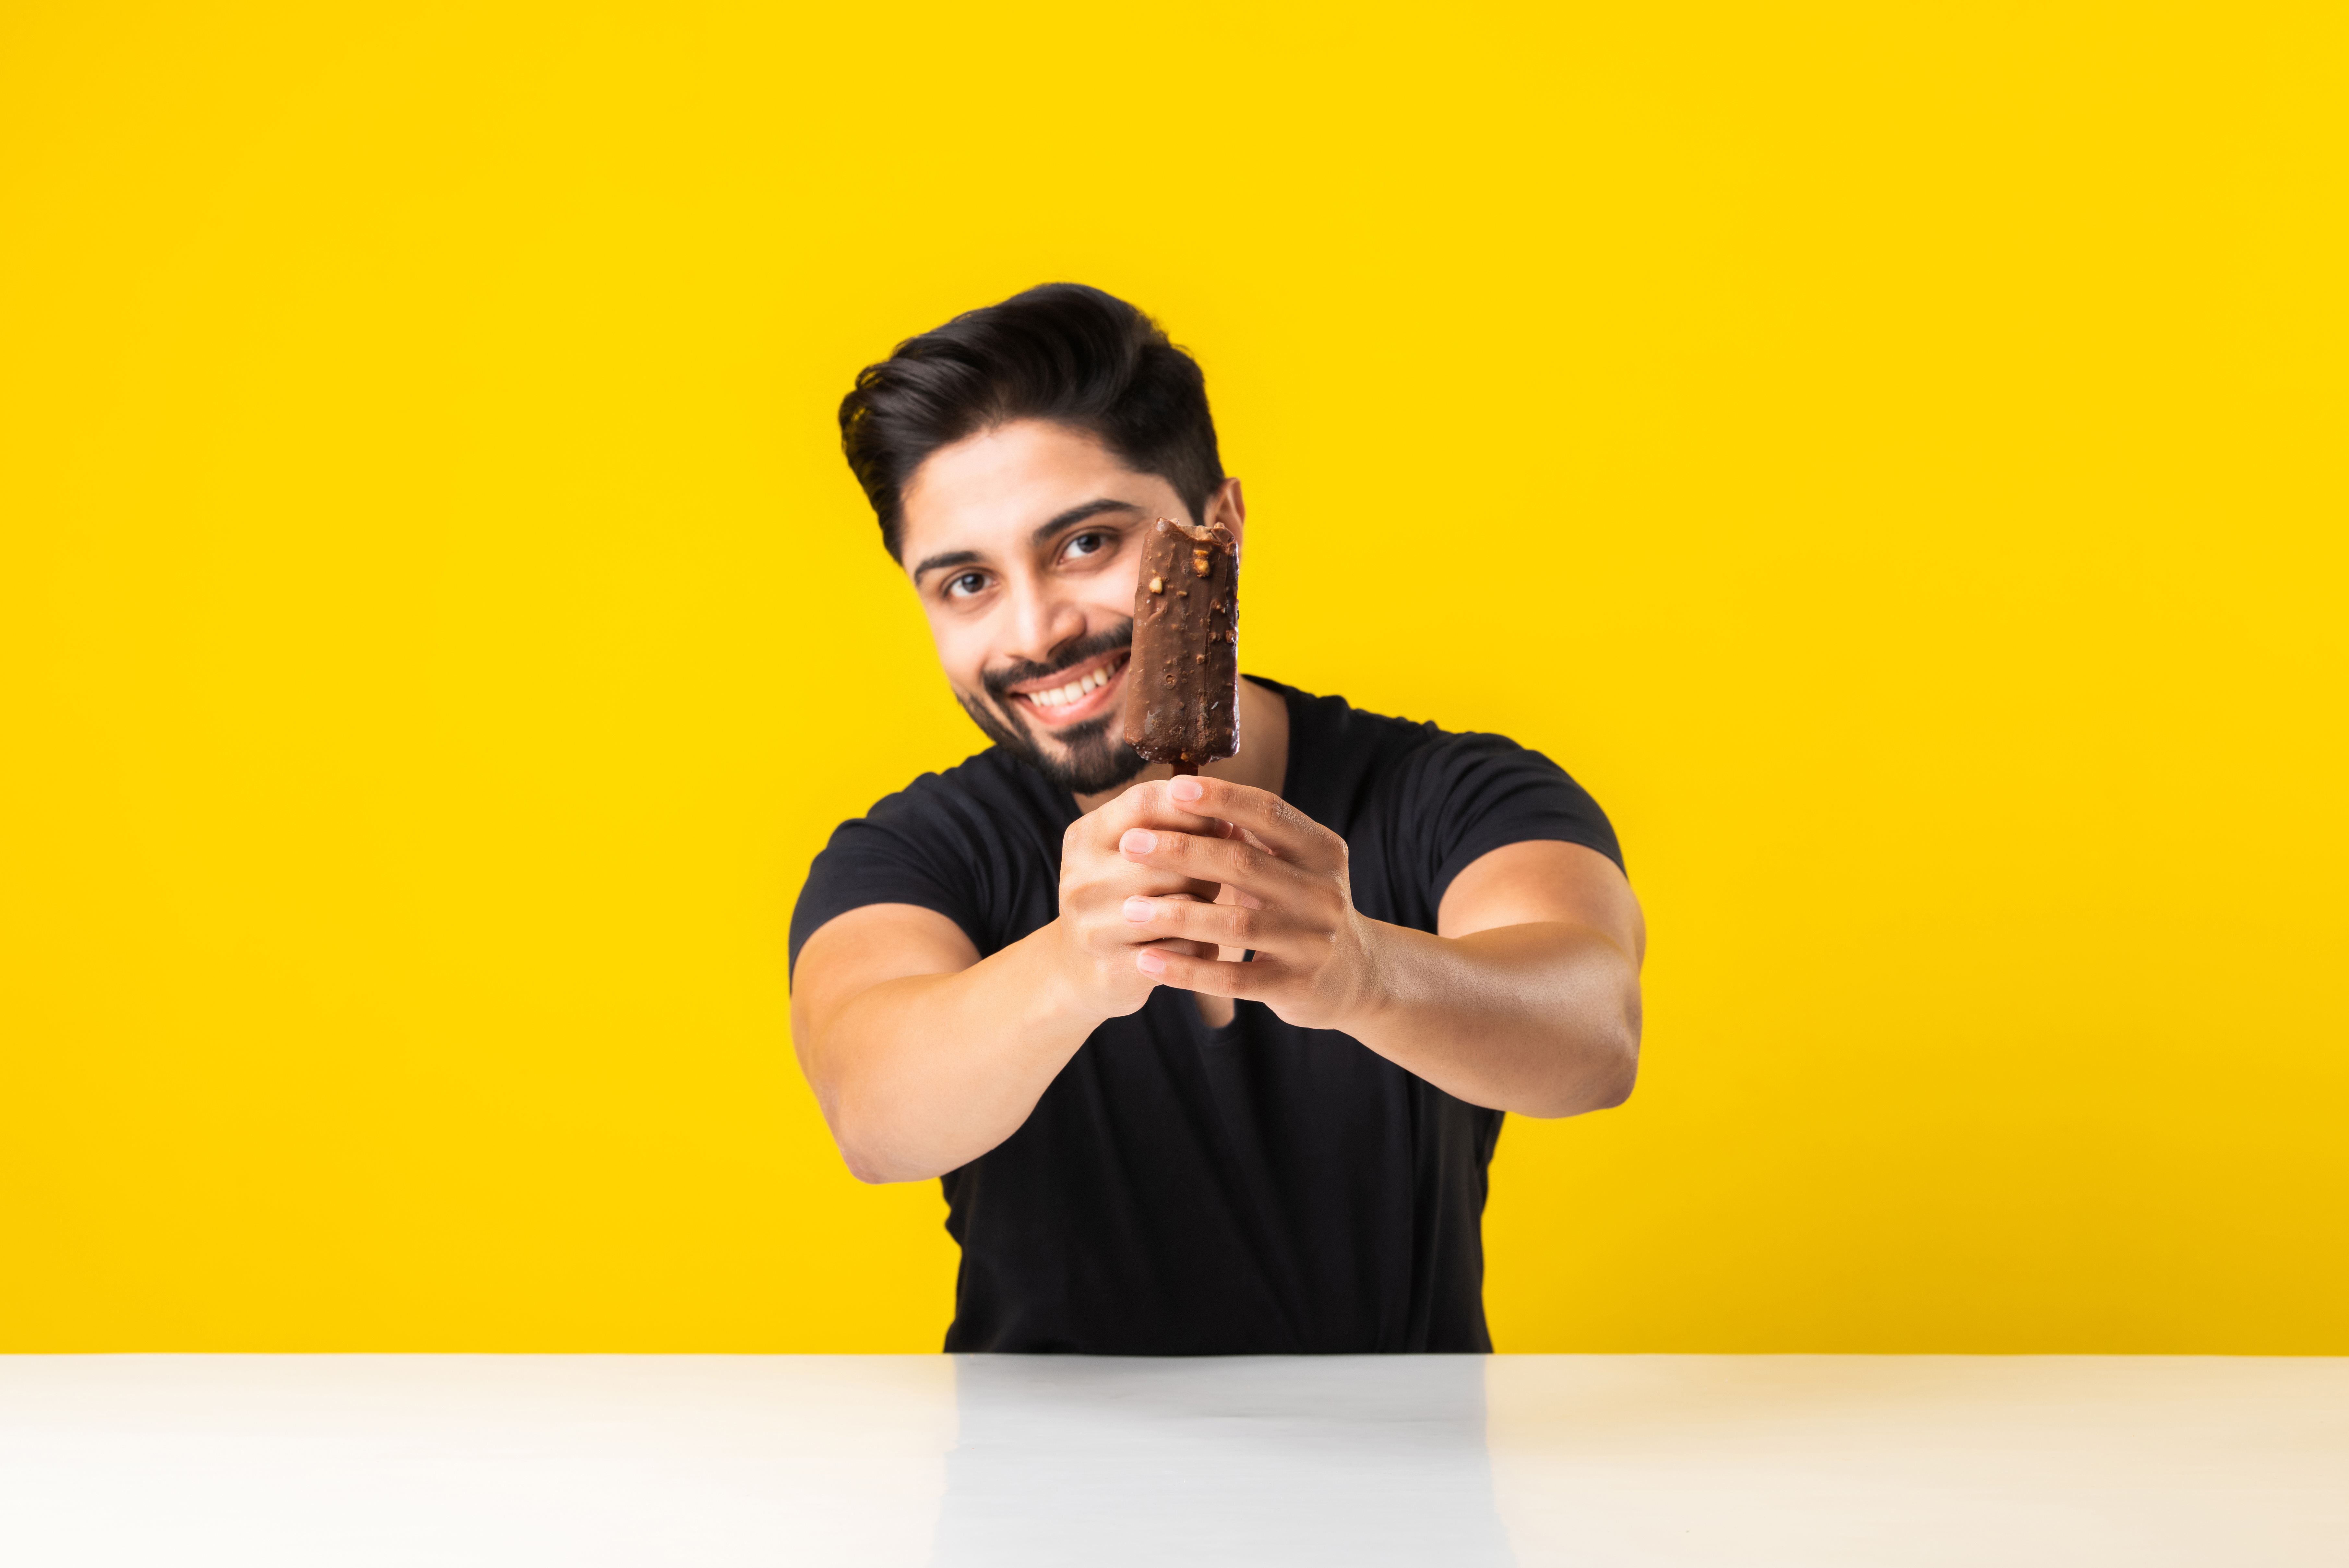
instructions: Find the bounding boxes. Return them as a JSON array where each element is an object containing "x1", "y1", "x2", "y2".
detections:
[{"x1": 980, "y1": 621, "x2": 1135, "y2": 705}]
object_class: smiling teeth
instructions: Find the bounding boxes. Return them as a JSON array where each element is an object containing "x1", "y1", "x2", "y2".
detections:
[{"x1": 1030, "y1": 662, "x2": 1117, "y2": 709}]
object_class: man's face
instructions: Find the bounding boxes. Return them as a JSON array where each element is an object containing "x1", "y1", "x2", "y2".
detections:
[{"x1": 898, "y1": 420, "x2": 1235, "y2": 795}]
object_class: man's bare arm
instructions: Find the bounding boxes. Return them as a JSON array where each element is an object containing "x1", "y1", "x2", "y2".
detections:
[
  {"x1": 791, "y1": 906, "x2": 1094, "y2": 1184},
  {"x1": 1385, "y1": 838, "x2": 1643, "y2": 1115},
  {"x1": 789, "y1": 789, "x2": 1228, "y2": 1184},
  {"x1": 1120, "y1": 779, "x2": 1645, "y2": 1117}
]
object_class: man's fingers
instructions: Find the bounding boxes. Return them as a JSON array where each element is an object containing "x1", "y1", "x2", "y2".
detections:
[
  {"x1": 1097, "y1": 889, "x2": 1215, "y2": 950},
  {"x1": 1122, "y1": 894, "x2": 1276, "y2": 953},
  {"x1": 1104, "y1": 867, "x2": 1223, "y2": 907},
  {"x1": 1138, "y1": 936, "x2": 1219, "y2": 961},
  {"x1": 1118, "y1": 826, "x2": 1297, "y2": 898},
  {"x1": 1090, "y1": 779, "x2": 1227, "y2": 841},
  {"x1": 1158, "y1": 776, "x2": 1340, "y2": 866},
  {"x1": 1134, "y1": 947, "x2": 1274, "y2": 998}
]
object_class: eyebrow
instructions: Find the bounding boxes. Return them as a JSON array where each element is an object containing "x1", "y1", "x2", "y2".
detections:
[
  {"x1": 910, "y1": 499, "x2": 1149, "y2": 585},
  {"x1": 1030, "y1": 498, "x2": 1145, "y2": 548},
  {"x1": 909, "y1": 548, "x2": 982, "y2": 584}
]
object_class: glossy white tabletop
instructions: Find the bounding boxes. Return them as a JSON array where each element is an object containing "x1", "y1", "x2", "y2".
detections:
[{"x1": 3, "y1": 1354, "x2": 2343, "y2": 1565}]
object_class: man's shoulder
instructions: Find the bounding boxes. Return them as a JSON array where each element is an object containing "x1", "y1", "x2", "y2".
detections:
[
  {"x1": 1263, "y1": 676, "x2": 1623, "y2": 887},
  {"x1": 791, "y1": 746, "x2": 1068, "y2": 972},
  {"x1": 1266, "y1": 677, "x2": 1541, "y2": 795}
]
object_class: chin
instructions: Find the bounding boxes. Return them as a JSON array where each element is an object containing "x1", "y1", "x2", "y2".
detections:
[
  {"x1": 958, "y1": 692, "x2": 1146, "y2": 795},
  {"x1": 1036, "y1": 717, "x2": 1148, "y2": 795}
]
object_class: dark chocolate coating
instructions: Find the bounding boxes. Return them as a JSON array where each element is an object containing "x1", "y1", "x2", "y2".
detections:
[{"x1": 1122, "y1": 517, "x2": 1239, "y2": 765}]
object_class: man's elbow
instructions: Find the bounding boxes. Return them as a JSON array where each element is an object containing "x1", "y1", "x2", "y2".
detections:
[
  {"x1": 838, "y1": 1138, "x2": 897, "y2": 1186},
  {"x1": 837, "y1": 1134, "x2": 936, "y2": 1186},
  {"x1": 816, "y1": 1082, "x2": 929, "y2": 1186},
  {"x1": 1582, "y1": 982, "x2": 1644, "y2": 1111},
  {"x1": 1526, "y1": 1020, "x2": 1640, "y2": 1118},
  {"x1": 830, "y1": 1109, "x2": 940, "y2": 1186},
  {"x1": 1585, "y1": 1044, "x2": 1639, "y2": 1111}
]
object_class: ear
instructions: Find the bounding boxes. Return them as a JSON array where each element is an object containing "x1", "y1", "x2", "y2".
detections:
[{"x1": 1204, "y1": 476, "x2": 1246, "y2": 552}]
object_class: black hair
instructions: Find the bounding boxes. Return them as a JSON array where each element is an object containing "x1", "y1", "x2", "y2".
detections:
[{"x1": 838, "y1": 283, "x2": 1225, "y2": 561}]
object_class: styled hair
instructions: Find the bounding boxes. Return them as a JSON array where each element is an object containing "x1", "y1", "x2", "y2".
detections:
[{"x1": 838, "y1": 283, "x2": 1225, "y2": 560}]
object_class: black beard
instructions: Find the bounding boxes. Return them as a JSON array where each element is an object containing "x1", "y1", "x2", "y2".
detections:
[{"x1": 959, "y1": 621, "x2": 1149, "y2": 796}]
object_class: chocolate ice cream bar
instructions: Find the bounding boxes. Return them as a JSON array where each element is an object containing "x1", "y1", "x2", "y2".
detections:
[{"x1": 1123, "y1": 517, "x2": 1239, "y2": 773}]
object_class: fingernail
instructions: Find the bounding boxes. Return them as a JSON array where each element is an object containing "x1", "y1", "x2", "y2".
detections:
[
  {"x1": 1136, "y1": 949, "x2": 1167, "y2": 975},
  {"x1": 1120, "y1": 829, "x2": 1157, "y2": 856},
  {"x1": 1123, "y1": 897, "x2": 1155, "y2": 923},
  {"x1": 1169, "y1": 775, "x2": 1204, "y2": 802}
]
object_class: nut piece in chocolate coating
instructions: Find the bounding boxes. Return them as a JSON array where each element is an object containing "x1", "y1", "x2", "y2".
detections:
[{"x1": 1122, "y1": 516, "x2": 1240, "y2": 766}]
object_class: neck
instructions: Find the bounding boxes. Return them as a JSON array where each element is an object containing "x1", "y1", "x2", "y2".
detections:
[{"x1": 1075, "y1": 676, "x2": 1290, "y2": 812}]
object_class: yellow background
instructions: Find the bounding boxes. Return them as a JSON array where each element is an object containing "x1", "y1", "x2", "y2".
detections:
[{"x1": 3, "y1": 2, "x2": 2343, "y2": 1352}]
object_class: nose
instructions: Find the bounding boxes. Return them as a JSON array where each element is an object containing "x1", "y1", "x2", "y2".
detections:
[{"x1": 1002, "y1": 577, "x2": 1088, "y2": 668}]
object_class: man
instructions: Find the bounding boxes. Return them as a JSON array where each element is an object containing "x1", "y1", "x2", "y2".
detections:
[{"x1": 790, "y1": 284, "x2": 1645, "y2": 1354}]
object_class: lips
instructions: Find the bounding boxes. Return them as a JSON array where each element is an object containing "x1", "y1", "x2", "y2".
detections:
[{"x1": 1008, "y1": 651, "x2": 1128, "y2": 727}]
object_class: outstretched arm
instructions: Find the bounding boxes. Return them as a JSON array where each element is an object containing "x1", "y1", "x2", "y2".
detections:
[
  {"x1": 789, "y1": 787, "x2": 1229, "y2": 1184},
  {"x1": 1118, "y1": 774, "x2": 1645, "y2": 1117}
]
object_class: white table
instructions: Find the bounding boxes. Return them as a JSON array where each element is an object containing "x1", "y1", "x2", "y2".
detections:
[{"x1": 3, "y1": 1355, "x2": 2342, "y2": 1565}]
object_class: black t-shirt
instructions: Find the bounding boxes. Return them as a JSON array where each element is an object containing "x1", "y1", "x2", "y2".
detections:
[{"x1": 788, "y1": 678, "x2": 1623, "y2": 1354}]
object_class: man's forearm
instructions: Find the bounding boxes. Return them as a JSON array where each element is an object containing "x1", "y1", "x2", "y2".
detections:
[
  {"x1": 1344, "y1": 921, "x2": 1642, "y2": 1118},
  {"x1": 807, "y1": 925, "x2": 1103, "y2": 1184}
]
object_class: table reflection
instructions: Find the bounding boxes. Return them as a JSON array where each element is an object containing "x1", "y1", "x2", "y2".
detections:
[{"x1": 932, "y1": 1354, "x2": 1514, "y2": 1567}]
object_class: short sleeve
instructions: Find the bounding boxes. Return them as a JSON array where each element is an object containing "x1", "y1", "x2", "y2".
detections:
[
  {"x1": 788, "y1": 814, "x2": 986, "y2": 979},
  {"x1": 786, "y1": 755, "x2": 1074, "y2": 982},
  {"x1": 1408, "y1": 732, "x2": 1625, "y2": 911}
]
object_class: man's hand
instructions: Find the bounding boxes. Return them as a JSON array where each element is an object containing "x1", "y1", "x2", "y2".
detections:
[
  {"x1": 1112, "y1": 772, "x2": 1645, "y2": 1118},
  {"x1": 1049, "y1": 779, "x2": 1233, "y2": 1018},
  {"x1": 1111, "y1": 773, "x2": 1386, "y2": 1033}
]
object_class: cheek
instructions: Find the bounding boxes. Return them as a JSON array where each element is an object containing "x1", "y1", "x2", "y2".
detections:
[
  {"x1": 1079, "y1": 578, "x2": 1140, "y2": 627},
  {"x1": 922, "y1": 608, "x2": 995, "y2": 691},
  {"x1": 921, "y1": 611, "x2": 977, "y2": 682}
]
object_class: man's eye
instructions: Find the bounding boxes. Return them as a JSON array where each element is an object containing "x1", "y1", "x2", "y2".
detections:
[
  {"x1": 1064, "y1": 531, "x2": 1108, "y2": 559},
  {"x1": 947, "y1": 571, "x2": 988, "y2": 598}
]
